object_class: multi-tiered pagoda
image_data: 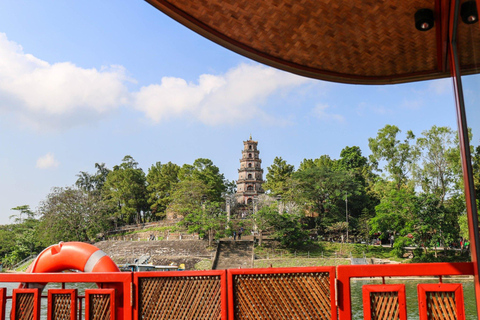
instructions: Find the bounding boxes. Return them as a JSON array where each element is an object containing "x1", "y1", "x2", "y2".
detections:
[{"x1": 236, "y1": 136, "x2": 264, "y2": 206}]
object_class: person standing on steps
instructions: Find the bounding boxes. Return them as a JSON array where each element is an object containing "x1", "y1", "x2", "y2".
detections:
[
  {"x1": 238, "y1": 228, "x2": 243, "y2": 240},
  {"x1": 233, "y1": 231, "x2": 237, "y2": 241}
]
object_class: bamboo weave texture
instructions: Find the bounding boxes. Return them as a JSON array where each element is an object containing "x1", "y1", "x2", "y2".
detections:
[
  {"x1": 233, "y1": 272, "x2": 331, "y2": 319},
  {"x1": 15, "y1": 292, "x2": 35, "y2": 320},
  {"x1": 426, "y1": 291, "x2": 457, "y2": 320},
  {"x1": 51, "y1": 293, "x2": 72, "y2": 320},
  {"x1": 139, "y1": 276, "x2": 222, "y2": 320},
  {"x1": 88, "y1": 294, "x2": 111, "y2": 320},
  {"x1": 369, "y1": 291, "x2": 400, "y2": 320}
]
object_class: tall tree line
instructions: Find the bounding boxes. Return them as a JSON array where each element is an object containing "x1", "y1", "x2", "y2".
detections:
[
  {"x1": 0, "y1": 156, "x2": 230, "y2": 266},
  {"x1": 1, "y1": 124, "x2": 478, "y2": 266},
  {"x1": 261, "y1": 124, "x2": 473, "y2": 258}
]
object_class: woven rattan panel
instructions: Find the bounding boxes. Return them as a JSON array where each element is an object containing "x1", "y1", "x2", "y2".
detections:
[
  {"x1": 149, "y1": 0, "x2": 443, "y2": 83},
  {"x1": 457, "y1": 14, "x2": 480, "y2": 73},
  {"x1": 233, "y1": 272, "x2": 331, "y2": 319},
  {"x1": 15, "y1": 293, "x2": 35, "y2": 320},
  {"x1": 88, "y1": 294, "x2": 111, "y2": 320},
  {"x1": 370, "y1": 291, "x2": 400, "y2": 320},
  {"x1": 426, "y1": 291, "x2": 457, "y2": 320},
  {"x1": 51, "y1": 294, "x2": 72, "y2": 320},
  {"x1": 139, "y1": 276, "x2": 222, "y2": 320}
]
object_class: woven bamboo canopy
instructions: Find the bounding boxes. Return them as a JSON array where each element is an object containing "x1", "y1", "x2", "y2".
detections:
[{"x1": 146, "y1": 0, "x2": 480, "y2": 84}]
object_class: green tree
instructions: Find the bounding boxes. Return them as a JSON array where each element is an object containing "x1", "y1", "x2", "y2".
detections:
[
  {"x1": 313, "y1": 155, "x2": 337, "y2": 169},
  {"x1": 263, "y1": 157, "x2": 294, "y2": 196},
  {"x1": 179, "y1": 158, "x2": 226, "y2": 202},
  {"x1": 458, "y1": 213, "x2": 469, "y2": 241},
  {"x1": 298, "y1": 158, "x2": 315, "y2": 171},
  {"x1": 0, "y1": 224, "x2": 17, "y2": 265},
  {"x1": 369, "y1": 184, "x2": 418, "y2": 239},
  {"x1": 338, "y1": 146, "x2": 378, "y2": 238},
  {"x1": 168, "y1": 179, "x2": 208, "y2": 219},
  {"x1": 471, "y1": 145, "x2": 480, "y2": 201},
  {"x1": 103, "y1": 156, "x2": 148, "y2": 224},
  {"x1": 288, "y1": 166, "x2": 361, "y2": 232},
  {"x1": 38, "y1": 187, "x2": 111, "y2": 244},
  {"x1": 299, "y1": 155, "x2": 338, "y2": 172},
  {"x1": 252, "y1": 204, "x2": 277, "y2": 246},
  {"x1": 146, "y1": 161, "x2": 180, "y2": 219},
  {"x1": 413, "y1": 194, "x2": 459, "y2": 257},
  {"x1": 182, "y1": 201, "x2": 226, "y2": 246},
  {"x1": 416, "y1": 126, "x2": 458, "y2": 204},
  {"x1": 1, "y1": 206, "x2": 41, "y2": 267},
  {"x1": 368, "y1": 125, "x2": 419, "y2": 189},
  {"x1": 267, "y1": 210, "x2": 311, "y2": 248},
  {"x1": 339, "y1": 146, "x2": 367, "y2": 171},
  {"x1": 76, "y1": 163, "x2": 111, "y2": 194}
]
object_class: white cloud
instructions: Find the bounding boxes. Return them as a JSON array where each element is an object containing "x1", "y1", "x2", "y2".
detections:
[
  {"x1": 0, "y1": 32, "x2": 314, "y2": 129},
  {"x1": 36, "y1": 153, "x2": 59, "y2": 169},
  {"x1": 312, "y1": 103, "x2": 345, "y2": 122},
  {"x1": 0, "y1": 33, "x2": 130, "y2": 128},
  {"x1": 133, "y1": 63, "x2": 312, "y2": 125}
]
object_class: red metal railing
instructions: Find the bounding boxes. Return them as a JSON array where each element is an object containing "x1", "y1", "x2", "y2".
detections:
[
  {"x1": 133, "y1": 270, "x2": 227, "y2": 320},
  {"x1": 337, "y1": 262, "x2": 474, "y2": 320},
  {"x1": 228, "y1": 266, "x2": 336, "y2": 320},
  {"x1": 0, "y1": 272, "x2": 132, "y2": 320},
  {"x1": 0, "y1": 262, "x2": 476, "y2": 319}
]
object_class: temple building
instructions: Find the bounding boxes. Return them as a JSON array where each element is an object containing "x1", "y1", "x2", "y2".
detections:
[{"x1": 235, "y1": 136, "x2": 264, "y2": 205}]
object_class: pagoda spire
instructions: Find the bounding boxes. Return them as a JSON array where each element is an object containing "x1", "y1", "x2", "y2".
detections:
[{"x1": 235, "y1": 137, "x2": 264, "y2": 207}]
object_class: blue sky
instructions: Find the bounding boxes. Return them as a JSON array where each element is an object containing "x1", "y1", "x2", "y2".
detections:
[{"x1": 0, "y1": 0, "x2": 467, "y2": 225}]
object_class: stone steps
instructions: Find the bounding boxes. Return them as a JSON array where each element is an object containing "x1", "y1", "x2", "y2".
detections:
[{"x1": 213, "y1": 240, "x2": 253, "y2": 270}]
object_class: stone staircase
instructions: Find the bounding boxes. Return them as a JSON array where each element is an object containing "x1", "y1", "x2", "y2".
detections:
[{"x1": 213, "y1": 240, "x2": 253, "y2": 270}]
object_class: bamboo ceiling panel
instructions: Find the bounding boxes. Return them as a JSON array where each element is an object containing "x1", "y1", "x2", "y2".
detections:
[
  {"x1": 146, "y1": 0, "x2": 480, "y2": 84},
  {"x1": 144, "y1": 0, "x2": 480, "y2": 84}
]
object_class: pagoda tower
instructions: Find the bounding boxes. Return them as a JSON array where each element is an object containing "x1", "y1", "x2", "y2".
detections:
[{"x1": 236, "y1": 136, "x2": 264, "y2": 205}]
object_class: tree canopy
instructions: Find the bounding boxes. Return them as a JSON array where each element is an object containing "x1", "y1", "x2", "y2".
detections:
[{"x1": 0, "y1": 123, "x2": 474, "y2": 266}]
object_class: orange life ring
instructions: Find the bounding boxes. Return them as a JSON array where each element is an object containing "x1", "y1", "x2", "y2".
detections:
[
  {"x1": 16, "y1": 242, "x2": 123, "y2": 320},
  {"x1": 26, "y1": 241, "x2": 119, "y2": 273}
]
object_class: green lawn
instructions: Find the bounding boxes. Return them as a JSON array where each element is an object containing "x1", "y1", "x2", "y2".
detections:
[{"x1": 255, "y1": 241, "x2": 401, "y2": 262}]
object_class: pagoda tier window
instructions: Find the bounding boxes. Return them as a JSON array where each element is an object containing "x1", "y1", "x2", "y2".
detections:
[
  {"x1": 247, "y1": 186, "x2": 253, "y2": 191},
  {"x1": 249, "y1": 153, "x2": 252, "y2": 158},
  {"x1": 248, "y1": 174, "x2": 252, "y2": 179},
  {"x1": 247, "y1": 198, "x2": 253, "y2": 204},
  {"x1": 248, "y1": 163, "x2": 252, "y2": 167}
]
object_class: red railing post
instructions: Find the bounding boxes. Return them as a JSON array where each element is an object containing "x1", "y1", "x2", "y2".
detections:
[
  {"x1": 337, "y1": 262, "x2": 474, "y2": 319},
  {"x1": 448, "y1": 0, "x2": 480, "y2": 317},
  {"x1": 0, "y1": 288, "x2": 6, "y2": 320},
  {"x1": 133, "y1": 269, "x2": 227, "y2": 320},
  {"x1": 0, "y1": 272, "x2": 133, "y2": 320},
  {"x1": 227, "y1": 266, "x2": 336, "y2": 319}
]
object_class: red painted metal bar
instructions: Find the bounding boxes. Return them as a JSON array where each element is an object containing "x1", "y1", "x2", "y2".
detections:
[
  {"x1": 448, "y1": 0, "x2": 480, "y2": 317},
  {"x1": 133, "y1": 269, "x2": 228, "y2": 320},
  {"x1": 227, "y1": 266, "x2": 337, "y2": 320},
  {"x1": 85, "y1": 289, "x2": 116, "y2": 320},
  {"x1": 0, "y1": 272, "x2": 132, "y2": 320},
  {"x1": 337, "y1": 262, "x2": 474, "y2": 319},
  {"x1": 12, "y1": 288, "x2": 41, "y2": 320},
  {"x1": 0, "y1": 288, "x2": 5, "y2": 320},
  {"x1": 47, "y1": 289, "x2": 77, "y2": 320},
  {"x1": 417, "y1": 283, "x2": 466, "y2": 320},
  {"x1": 362, "y1": 284, "x2": 407, "y2": 320}
]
